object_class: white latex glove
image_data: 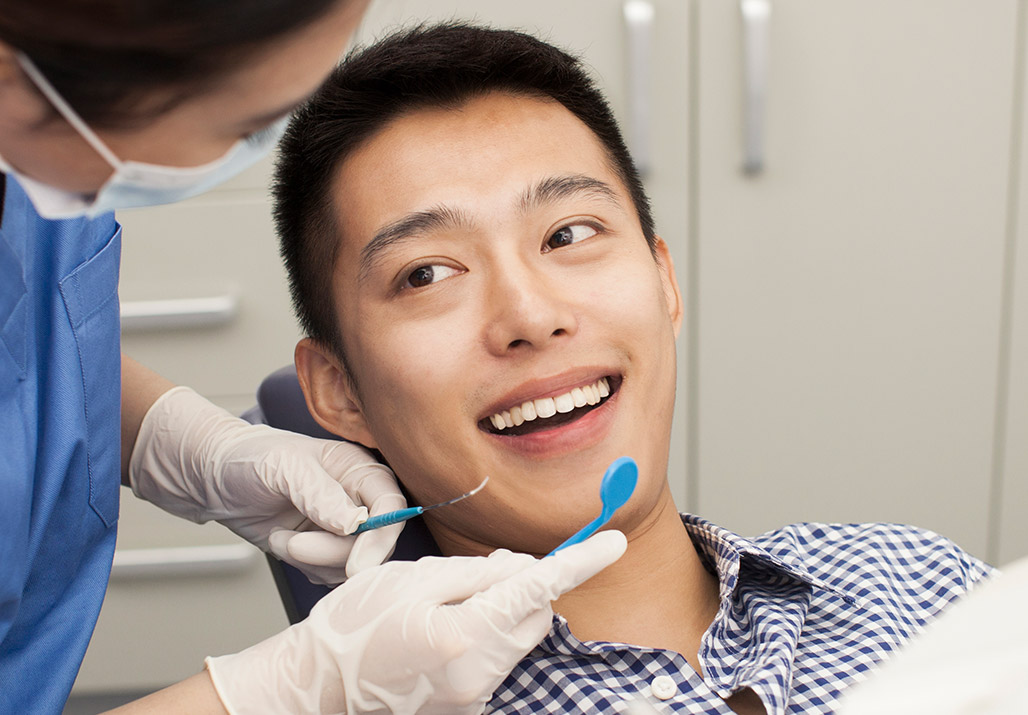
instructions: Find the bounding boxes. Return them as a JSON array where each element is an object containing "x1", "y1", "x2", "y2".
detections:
[
  {"x1": 206, "y1": 530, "x2": 628, "y2": 715},
  {"x1": 130, "y1": 386, "x2": 405, "y2": 584}
]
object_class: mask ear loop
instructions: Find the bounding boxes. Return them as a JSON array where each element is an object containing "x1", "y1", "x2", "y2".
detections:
[{"x1": 15, "y1": 53, "x2": 124, "y2": 171}]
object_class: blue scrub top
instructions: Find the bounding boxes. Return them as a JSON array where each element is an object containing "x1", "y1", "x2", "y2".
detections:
[{"x1": 0, "y1": 175, "x2": 122, "y2": 712}]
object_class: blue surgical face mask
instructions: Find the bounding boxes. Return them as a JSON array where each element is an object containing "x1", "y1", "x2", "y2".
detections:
[{"x1": 0, "y1": 53, "x2": 288, "y2": 220}]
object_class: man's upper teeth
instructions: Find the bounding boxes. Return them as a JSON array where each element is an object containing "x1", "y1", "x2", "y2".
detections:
[{"x1": 489, "y1": 377, "x2": 611, "y2": 431}]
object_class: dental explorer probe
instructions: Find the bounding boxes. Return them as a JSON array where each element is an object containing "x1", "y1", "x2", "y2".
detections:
[{"x1": 352, "y1": 476, "x2": 490, "y2": 534}]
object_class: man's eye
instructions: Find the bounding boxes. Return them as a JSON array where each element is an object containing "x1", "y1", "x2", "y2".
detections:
[
  {"x1": 405, "y1": 264, "x2": 461, "y2": 288},
  {"x1": 545, "y1": 223, "x2": 598, "y2": 251}
]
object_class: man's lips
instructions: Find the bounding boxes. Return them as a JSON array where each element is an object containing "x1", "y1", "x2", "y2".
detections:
[{"x1": 478, "y1": 375, "x2": 621, "y2": 436}]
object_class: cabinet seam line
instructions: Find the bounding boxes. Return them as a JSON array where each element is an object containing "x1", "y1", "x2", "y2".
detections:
[{"x1": 986, "y1": 0, "x2": 1028, "y2": 564}]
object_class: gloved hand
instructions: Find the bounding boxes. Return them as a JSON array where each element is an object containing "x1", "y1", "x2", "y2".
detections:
[
  {"x1": 129, "y1": 386, "x2": 405, "y2": 584},
  {"x1": 206, "y1": 530, "x2": 628, "y2": 715}
]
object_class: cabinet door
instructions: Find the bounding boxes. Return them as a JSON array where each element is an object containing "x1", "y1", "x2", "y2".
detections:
[
  {"x1": 692, "y1": 0, "x2": 1019, "y2": 559},
  {"x1": 119, "y1": 188, "x2": 303, "y2": 414},
  {"x1": 355, "y1": 0, "x2": 693, "y2": 502},
  {"x1": 71, "y1": 500, "x2": 288, "y2": 696}
]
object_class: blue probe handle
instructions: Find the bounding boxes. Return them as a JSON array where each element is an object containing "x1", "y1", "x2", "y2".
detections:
[
  {"x1": 352, "y1": 506, "x2": 424, "y2": 534},
  {"x1": 547, "y1": 507, "x2": 614, "y2": 557}
]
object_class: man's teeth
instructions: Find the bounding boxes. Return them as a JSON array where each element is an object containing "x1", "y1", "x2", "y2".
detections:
[{"x1": 488, "y1": 377, "x2": 611, "y2": 431}]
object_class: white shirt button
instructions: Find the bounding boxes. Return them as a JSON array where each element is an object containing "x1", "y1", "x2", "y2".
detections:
[{"x1": 650, "y1": 675, "x2": 676, "y2": 700}]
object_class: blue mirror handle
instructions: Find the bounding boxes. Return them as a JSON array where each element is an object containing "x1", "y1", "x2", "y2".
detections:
[{"x1": 547, "y1": 508, "x2": 614, "y2": 557}]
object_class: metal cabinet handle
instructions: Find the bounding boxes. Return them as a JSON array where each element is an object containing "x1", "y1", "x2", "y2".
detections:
[
  {"x1": 741, "y1": 0, "x2": 771, "y2": 174},
  {"x1": 110, "y1": 543, "x2": 258, "y2": 580},
  {"x1": 623, "y1": 0, "x2": 655, "y2": 175},
  {"x1": 120, "y1": 294, "x2": 238, "y2": 332}
]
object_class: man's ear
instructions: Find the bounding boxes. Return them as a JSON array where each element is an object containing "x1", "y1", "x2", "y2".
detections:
[
  {"x1": 294, "y1": 338, "x2": 378, "y2": 449},
  {"x1": 652, "y1": 236, "x2": 684, "y2": 338}
]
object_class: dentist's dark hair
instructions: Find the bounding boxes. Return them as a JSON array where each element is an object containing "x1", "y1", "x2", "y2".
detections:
[
  {"x1": 274, "y1": 21, "x2": 656, "y2": 365},
  {"x1": 0, "y1": 0, "x2": 345, "y2": 127}
]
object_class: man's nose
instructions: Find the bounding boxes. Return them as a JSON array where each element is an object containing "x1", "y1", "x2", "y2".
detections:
[{"x1": 482, "y1": 260, "x2": 578, "y2": 355}]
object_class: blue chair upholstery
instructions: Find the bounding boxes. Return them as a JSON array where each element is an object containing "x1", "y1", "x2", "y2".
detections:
[{"x1": 245, "y1": 365, "x2": 440, "y2": 624}]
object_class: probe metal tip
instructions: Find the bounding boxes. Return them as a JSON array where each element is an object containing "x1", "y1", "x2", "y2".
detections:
[
  {"x1": 466, "y1": 475, "x2": 490, "y2": 496},
  {"x1": 423, "y1": 476, "x2": 490, "y2": 511}
]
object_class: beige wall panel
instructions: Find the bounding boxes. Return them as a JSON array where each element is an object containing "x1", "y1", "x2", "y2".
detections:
[{"x1": 693, "y1": 0, "x2": 1018, "y2": 559}]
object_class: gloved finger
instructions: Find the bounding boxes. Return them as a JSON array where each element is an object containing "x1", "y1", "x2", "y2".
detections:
[
  {"x1": 406, "y1": 549, "x2": 539, "y2": 606},
  {"x1": 267, "y1": 528, "x2": 295, "y2": 558},
  {"x1": 278, "y1": 555, "x2": 347, "y2": 586},
  {"x1": 344, "y1": 486, "x2": 407, "y2": 577},
  {"x1": 277, "y1": 462, "x2": 372, "y2": 535},
  {"x1": 280, "y1": 529, "x2": 357, "y2": 567},
  {"x1": 267, "y1": 530, "x2": 349, "y2": 586},
  {"x1": 322, "y1": 448, "x2": 404, "y2": 511},
  {"x1": 465, "y1": 530, "x2": 627, "y2": 631},
  {"x1": 503, "y1": 605, "x2": 556, "y2": 651},
  {"x1": 293, "y1": 445, "x2": 403, "y2": 535}
]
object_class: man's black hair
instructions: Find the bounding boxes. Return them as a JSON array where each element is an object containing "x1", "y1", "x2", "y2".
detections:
[{"x1": 274, "y1": 22, "x2": 656, "y2": 363}]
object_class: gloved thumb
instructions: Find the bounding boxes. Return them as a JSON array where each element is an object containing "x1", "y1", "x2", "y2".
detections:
[
  {"x1": 344, "y1": 520, "x2": 406, "y2": 577},
  {"x1": 344, "y1": 487, "x2": 407, "y2": 577},
  {"x1": 470, "y1": 529, "x2": 627, "y2": 631}
]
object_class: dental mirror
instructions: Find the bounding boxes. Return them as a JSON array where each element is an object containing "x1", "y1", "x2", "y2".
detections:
[{"x1": 548, "y1": 456, "x2": 638, "y2": 556}]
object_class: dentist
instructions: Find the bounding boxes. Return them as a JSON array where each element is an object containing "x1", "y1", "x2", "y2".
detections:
[{"x1": 0, "y1": 1, "x2": 625, "y2": 713}]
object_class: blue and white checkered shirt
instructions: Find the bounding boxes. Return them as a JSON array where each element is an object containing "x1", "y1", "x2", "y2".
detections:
[{"x1": 487, "y1": 514, "x2": 992, "y2": 714}]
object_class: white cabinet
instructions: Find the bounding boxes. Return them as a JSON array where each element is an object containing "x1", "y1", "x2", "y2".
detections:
[
  {"x1": 71, "y1": 500, "x2": 288, "y2": 695},
  {"x1": 690, "y1": 0, "x2": 1020, "y2": 561},
  {"x1": 118, "y1": 153, "x2": 303, "y2": 414}
]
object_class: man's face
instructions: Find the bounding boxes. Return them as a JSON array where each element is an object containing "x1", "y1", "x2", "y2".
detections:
[{"x1": 307, "y1": 91, "x2": 682, "y2": 556}]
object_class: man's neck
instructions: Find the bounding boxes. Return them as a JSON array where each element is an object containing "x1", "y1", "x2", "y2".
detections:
[{"x1": 551, "y1": 491, "x2": 720, "y2": 673}]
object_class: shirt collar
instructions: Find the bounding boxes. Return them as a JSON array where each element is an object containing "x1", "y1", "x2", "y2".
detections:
[
  {"x1": 537, "y1": 514, "x2": 858, "y2": 659},
  {"x1": 681, "y1": 513, "x2": 855, "y2": 604}
]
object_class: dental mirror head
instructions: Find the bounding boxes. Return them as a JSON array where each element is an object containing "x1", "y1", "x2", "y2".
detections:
[
  {"x1": 598, "y1": 456, "x2": 637, "y2": 519},
  {"x1": 548, "y1": 456, "x2": 638, "y2": 556}
]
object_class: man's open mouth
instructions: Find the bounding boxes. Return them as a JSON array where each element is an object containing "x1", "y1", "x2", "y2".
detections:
[{"x1": 479, "y1": 375, "x2": 621, "y2": 437}]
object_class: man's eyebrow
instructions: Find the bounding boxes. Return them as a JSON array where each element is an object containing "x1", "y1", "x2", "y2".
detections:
[
  {"x1": 356, "y1": 176, "x2": 621, "y2": 282},
  {"x1": 518, "y1": 174, "x2": 622, "y2": 212},
  {"x1": 358, "y1": 205, "x2": 472, "y2": 281}
]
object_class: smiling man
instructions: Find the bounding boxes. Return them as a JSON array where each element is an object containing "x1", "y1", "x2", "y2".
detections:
[{"x1": 273, "y1": 23, "x2": 992, "y2": 714}]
